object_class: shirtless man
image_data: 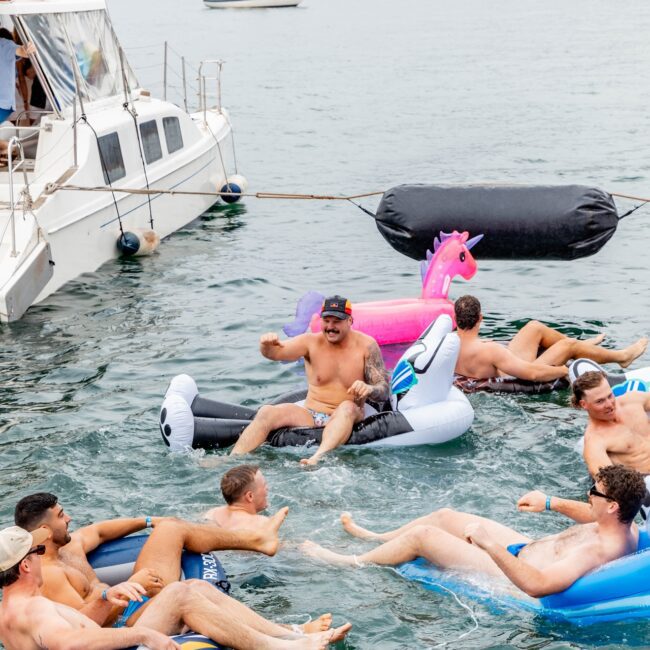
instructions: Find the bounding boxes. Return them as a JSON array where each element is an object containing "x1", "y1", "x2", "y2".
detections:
[
  {"x1": 14, "y1": 492, "x2": 287, "y2": 628},
  {"x1": 230, "y1": 295, "x2": 390, "y2": 466},
  {"x1": 204, "y1": 464, "x2": 270, "y2": 530},
  {"x1": 302, "y1": 465, "x2": 646, "y2": 599},
  {"x1": 0, "y1": 525, "x2": 350, "y2": 650},
  {"x1": 454, "y1": 295, "x2": 646, "y2": 382},
  {"x1": 572, "y1": 370, "x2": 650, "y2": 477}
]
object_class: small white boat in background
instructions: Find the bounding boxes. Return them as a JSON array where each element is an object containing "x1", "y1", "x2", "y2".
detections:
[
  {"x1": 0, "y1": 0, "x2": 248, "y2": 323},
  {"x1": 204, "y1": 0, "x2": 301, "y2": 8}
]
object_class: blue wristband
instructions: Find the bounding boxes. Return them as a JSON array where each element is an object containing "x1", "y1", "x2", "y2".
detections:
[
  {"x1": 145, "y1": 516, "x2": 152, "y2": 528},
  {"x1": 545, "y1": 496, "x2": 552, "y2": 511},
  {"x1": 101, "y1": 589, "x2": 108, "y2": 601}
]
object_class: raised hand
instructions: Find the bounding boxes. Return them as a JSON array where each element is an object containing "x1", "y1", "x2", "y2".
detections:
[
  {"x1": 517, "y1": 490, "x2": 548, "y2": 513},
  {"x1": 260, "y1": 332, "x2": 282, "y2": 347}
]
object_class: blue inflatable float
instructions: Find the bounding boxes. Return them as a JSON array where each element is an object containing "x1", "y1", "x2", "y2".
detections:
[
  {"x1": 88, "y1": 534, "x2": 229, "y2": 649},
  {"x1": 396, "y1": 530, "x2": 650, "y2": 624}
]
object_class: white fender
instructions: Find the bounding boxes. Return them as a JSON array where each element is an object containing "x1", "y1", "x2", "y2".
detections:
[{"x1": 160, "y1": 394, "x2": 195, "y2": 451}]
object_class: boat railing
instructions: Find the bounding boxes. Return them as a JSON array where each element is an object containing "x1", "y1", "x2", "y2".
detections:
[
  {"x1": 6, "y1": 136, "x2": 29, "y2": 257},
  {"x1": 198, "y1": 59, "x2": 224, "y2": 123}
]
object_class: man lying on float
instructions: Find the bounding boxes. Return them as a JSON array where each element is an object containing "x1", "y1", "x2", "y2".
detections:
[
  {"x1": 454, "y1": 295, "x2": 646, "y2": 383},
  {"x1": 230, "y1": 295, "x2": 390, "y2": 466},
  {"x1": 10, "y1": 493, "x2": 350, "y2": 648},
  {"x1": 302, "y1": 465, "x2": 645, "y2": 599}
]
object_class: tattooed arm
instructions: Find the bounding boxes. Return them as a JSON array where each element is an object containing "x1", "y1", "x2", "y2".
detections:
[{"x1": 347, "y1": 340, "x2": 390, "y2": 404}]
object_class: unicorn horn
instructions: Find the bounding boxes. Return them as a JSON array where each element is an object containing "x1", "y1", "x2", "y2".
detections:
[{"x1": 465, "y1": 234, "x2": 484, "y2": 250}]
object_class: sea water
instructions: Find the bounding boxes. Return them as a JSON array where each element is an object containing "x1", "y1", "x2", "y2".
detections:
[{"x1": 2, "y1": 0, "x2": 650, "y2": 647}]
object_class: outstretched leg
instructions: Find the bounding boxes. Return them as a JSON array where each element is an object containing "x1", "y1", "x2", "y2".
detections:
[
  {"x1": 535, "y1": 337, "x2": 647, "y2": 369},
  {"x1": 508, "y1": 320, "x2": 647, "y2": 368},
  {"x1": 231, "y1": 404, "x2": 315, "y2": 455},
  {"x1": 133, "y1": 509, "x2": 288, "y2": 585},
  {"x1": 341, "y1": 508, "x2": 530, "y2": 547},
  {"x1": 134, "y1": 581, "x2": 350, "y2": 650},
  {"x1": 300, "y1": 401, "x2": 363, "y2": 466},
  {"x1": 303, "y1": 524, "x2": 502, "y2": 576}
]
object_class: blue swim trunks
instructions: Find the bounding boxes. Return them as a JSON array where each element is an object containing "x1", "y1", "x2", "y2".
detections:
[
  {"x1": 506, "y1": 542, "x2": 528, "y2": 557},
  {"x1": 308, "y1": 408, "x2": 331, "y2": 427},
  {"x1": 113, "y1": 596, "x2": 150, "y2": 628}
]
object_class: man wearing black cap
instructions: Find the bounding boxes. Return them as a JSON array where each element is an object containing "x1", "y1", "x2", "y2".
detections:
[{"x1": 231, "y1": 295, "x2": 390, "y2": 465}]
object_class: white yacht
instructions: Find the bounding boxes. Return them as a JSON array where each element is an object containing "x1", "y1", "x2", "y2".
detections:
[{"x1": 0, "y1": 0, "x2": 246, "y2": 322}]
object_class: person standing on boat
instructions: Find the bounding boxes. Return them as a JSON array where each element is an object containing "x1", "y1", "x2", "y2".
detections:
[
  {"x1": 454, "y1": 295, "x2": 646, "y2": 382},
  {"x1": 0, "y1": 29, "x2": 35, "y2": 158},
  {"x1": 230, "y1": 295, "x2": 390, "y2": 465}
]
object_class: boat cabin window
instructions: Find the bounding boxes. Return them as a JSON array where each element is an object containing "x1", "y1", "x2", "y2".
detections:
[
  {"x1": 163, "y1": 117, "x2": 183, "y2": 154},
  {"x1": 139, "y1": 120, "x2": 163, "y2": 164},
  {"x1": 97, "y1": 132, "x2": 126, "y2": 184}
]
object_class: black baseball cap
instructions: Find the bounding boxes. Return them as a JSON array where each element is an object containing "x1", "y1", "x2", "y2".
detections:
[{"x1": 321, "y1": 295, "x2": 352, "y2": 319}]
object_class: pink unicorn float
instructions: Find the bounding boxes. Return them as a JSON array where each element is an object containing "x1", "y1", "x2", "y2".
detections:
[{"x1": 283, "y1": 230, "x2": 483, "y2": 345}]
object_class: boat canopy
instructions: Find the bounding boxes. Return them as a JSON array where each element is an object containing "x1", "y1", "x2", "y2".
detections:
[{"x1": 11, "y1": 6, "x2": 138, "y2": 110}]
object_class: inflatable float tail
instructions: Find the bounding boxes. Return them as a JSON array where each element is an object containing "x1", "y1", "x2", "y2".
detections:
[{"x1": 283, "y1": 291, "x2": 324, "y2": 337}]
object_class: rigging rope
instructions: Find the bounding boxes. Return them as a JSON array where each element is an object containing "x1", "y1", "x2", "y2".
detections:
[{"x1": 46, "y1": 184, "x2": 385, "y2": 202}]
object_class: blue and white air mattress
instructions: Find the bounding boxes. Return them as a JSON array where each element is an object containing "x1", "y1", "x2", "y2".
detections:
[{"x1": 397, "y1": 530, "x2": 650, "y2": 625}]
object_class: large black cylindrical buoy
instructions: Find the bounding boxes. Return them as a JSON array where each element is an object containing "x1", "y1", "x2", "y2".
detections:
[{"x1": 375, "y1": 184, "x2": 619, "y2": 261}]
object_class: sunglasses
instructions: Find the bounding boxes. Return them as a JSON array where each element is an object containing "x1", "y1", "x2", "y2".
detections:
[
  {"x1": 24, "y1": 544, "x2": 45, "y2": 558},
  {"x1": 588, "y1": 485, "x2": 614, "y2": 501}
]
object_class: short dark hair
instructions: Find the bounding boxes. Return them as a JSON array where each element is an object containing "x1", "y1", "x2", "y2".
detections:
[
  {"x1": 596, "y1": 465, "x2": 647, "y2": 524},
  {"x1": 221, "y1": 465, "x2": 259, "y2": 505},
  {"x1": 0, "y1": 563, "x2": 21, "y2": 588},
  {"x1": 0, "y1": 28, "x2": 13, "y2": 42},
  {"x1": 571, "y1": 371, "x2": 608, "y2": 407},
  {"x1": 15, "y1": 493, "x2": 58, "y2": 531},
  {"x1": 454, "y1": 295, "x2": 481, "y2": 330}
]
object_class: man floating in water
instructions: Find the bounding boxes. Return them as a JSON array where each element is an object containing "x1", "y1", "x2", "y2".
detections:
[
  {"x1": 454, "y1": 295, "x2": 646, "y2": 382},
  {"x1": 203, "y1": 464, "x2": 271, "y2": 531},
  {"x1": 230, "y1": 295, "x2": 390, "y2": 466},
  {"x1": 302, "y1": 465, "x2": 646, "y2": 599}
]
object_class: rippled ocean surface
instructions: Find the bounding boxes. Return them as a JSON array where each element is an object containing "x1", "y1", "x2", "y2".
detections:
[{"x1": 3, "y1": 0, "x2": 650, "y2": 647}]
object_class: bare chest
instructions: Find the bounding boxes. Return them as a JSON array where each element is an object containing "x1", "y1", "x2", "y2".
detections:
[
  {"x1": 306, "y1": 346, "x2": 366, "y2": 386},
  {"x1": 58, "y1": 549, "x2": 98, "y2": 596}
]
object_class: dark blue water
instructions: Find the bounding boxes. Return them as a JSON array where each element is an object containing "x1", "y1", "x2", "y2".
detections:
[{"x1": 3, "y1": 0, "x2": 650, "y2": 647}]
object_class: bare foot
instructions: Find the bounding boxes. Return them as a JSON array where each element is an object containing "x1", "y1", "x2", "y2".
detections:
[
  {"x1": 584, "y1": 333, "x2": 605, "y2": 345},
  {"x1": 300, "y1": 455, "x2": 321, "y2": 467},
  {"x1": 256, "y1": 507, "x2": 289, "y2": 556},
  {"x1": 300, "y1": 540, "x2": 357, "y2": 567},
  {"x1": 327, "y1": 623, "x2": 352, "y2": 643},
  {"x1": 340, "y1": 512, "x2": 381, "y2": 541},
  {"x1": 302, "y1": 625, "x2": 352, "y2": 649},
  {"x1": 620, "y1": 337, "x2": 648, "y2": 368},
  {"x1": 301, "y1": 613, "x2": 332, "y2": 633}
]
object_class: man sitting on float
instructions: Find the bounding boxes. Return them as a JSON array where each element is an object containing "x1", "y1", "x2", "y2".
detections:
[
  {"x1": 230, "y1": 295, "x2": 390, "y2": 466},
  {"x1": 302, "y1": 465, "x2": 646, "y2": 599},
  {"x1": 454, "y1": 295, "x2": 646, "y2": 383},
  {"x1": 0, "y1": 524, "x2": 350, "y2": 650},
  {"x1": 12, "y1": 493, "x2": 350, "y2": 646}
]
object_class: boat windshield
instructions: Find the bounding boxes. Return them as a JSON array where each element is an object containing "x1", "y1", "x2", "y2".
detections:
[{"x1": 16, "y1": 9, "x2": 138, "y2": 110}]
